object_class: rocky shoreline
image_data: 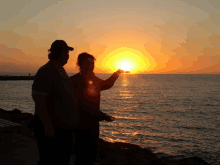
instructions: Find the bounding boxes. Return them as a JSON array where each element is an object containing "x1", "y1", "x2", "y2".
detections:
[{"x1": 0, "y1": 108, "x2": 211, "y2": 165}]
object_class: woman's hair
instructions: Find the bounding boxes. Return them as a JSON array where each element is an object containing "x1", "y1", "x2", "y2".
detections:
[{"x1": 76, "y1": 52, "x2": 96, "y2": 68}]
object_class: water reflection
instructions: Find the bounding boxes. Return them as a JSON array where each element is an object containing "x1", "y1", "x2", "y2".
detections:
[
  {"x1": 119, "y1": 74, "x2": 134, "y2": 100},
  {"x1": 121, "y1": 74, "x2": 129, "y2": 87}
]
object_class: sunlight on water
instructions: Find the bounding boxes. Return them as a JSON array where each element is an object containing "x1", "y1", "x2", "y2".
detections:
[{"x1": 99, "y1": 74, "x2": 220, "y2": 164}]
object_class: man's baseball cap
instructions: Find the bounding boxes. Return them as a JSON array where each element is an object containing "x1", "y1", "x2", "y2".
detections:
[{"x1": 49, "y1": 40, "x2": 74, "y2": 53}]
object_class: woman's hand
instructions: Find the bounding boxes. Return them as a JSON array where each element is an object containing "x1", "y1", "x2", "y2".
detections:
[
  {"x1": 116, "y1": 69, "x2": 124, "y2": 75},
  {"x1": 105, "y1": 115, "x2": 115, "y2": 122}
]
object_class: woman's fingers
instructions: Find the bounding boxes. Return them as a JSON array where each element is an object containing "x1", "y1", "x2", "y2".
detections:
[
  {"x1": 117, "y1": 69, "x2": 124, "y2": 74},
  {"x1": 108, "y1": 116, "x2": 115, "y2": 121}
]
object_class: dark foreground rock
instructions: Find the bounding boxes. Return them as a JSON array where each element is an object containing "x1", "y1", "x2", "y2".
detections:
[
  {"x1": 0, "y1": 108, "x2": 211, "y2": 165},
  {"x1": 0, "y1": 108, "x2": 35, "y2": 138}
]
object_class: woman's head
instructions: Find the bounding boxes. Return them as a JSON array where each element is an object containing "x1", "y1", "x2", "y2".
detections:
[{"x1": 77, "y1": 52, "x2": 96, "y2": 74}]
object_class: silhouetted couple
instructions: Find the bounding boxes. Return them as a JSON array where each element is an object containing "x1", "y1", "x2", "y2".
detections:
[{"x1": 32, "y1": 40, "x2": 123, "y2": 165}]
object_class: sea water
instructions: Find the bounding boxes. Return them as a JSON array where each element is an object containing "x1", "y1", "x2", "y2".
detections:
[{"x1": 0, "y1": 74, "x2": 219, "y2": 164}]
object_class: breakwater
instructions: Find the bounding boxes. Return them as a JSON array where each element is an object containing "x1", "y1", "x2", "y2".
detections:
[{"x1": 0, "y1": 76, "x2": 35, "y2": 80}]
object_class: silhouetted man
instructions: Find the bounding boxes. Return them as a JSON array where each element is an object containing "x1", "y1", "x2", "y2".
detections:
[{"x1": 32, "y1": 40, "x2": 79, "y2": 165}]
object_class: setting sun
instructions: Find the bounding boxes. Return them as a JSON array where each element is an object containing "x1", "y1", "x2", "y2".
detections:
[
  {"x1": 120, "y1": 62, "x2": 131, "y2": 71},
  {"x1": 99, "y1": 47, "x2": 153, "y2": 74}
]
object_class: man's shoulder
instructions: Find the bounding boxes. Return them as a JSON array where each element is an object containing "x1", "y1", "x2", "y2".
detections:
[
  {"x1": 35, "y1": 62, "x2": 55, "y2": 77},
  {"x1": 32, "y1": 62, "x2": 54, "y2": 93}
]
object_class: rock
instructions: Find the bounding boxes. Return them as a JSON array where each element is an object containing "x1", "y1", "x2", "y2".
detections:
[
  {"x1": 0, "y1": 112, "x2": 10, "y2": 119},
  {"x1": 126, "y1": 156, "x2": 150, "y2": 165},
  {"x1": 179, "y1": 157, "x2": 210, "y2": 165},
  {"x1": 0, "y1": 108, "x2": 6, "y2": 113},
  {"x1": 106, "y1": 153, "x2": 128, "y2": 165},
  {"x1": 11, "y1": 114, "x2": 27, "y2": 123},
  {"x1": 141, "y1": 148, "x2": 159, "y2": 164},
  {"x1": 172, "y1": 155, "x2": 186, "y2": 161},
  {"x1": 0, "y1": 108, "x2": 11, "y2": 119},
  {"x1": 20, "y1": 113, "x2": 34, "y2": 127},
  {"x1": 0, "y1": 108, "x2": 35, "y2": 139},
  {"x1": 11, "y1": 109, "x2": 22, "y2": 115},
  {"x1": 157, "y1": 156, "x2": 181, "y2": 165},
  {"x1": 96, "y1": 139, "x2": 159, "y2": 165},
  {"x1": 21, "y1": 113, "x2": 34, "y2": 120},
  {"x1": 110, "y1": 142, "x2": 141, "y2": 150},
  {"x1": 19, "y1": 120, "x2": 31, "y2": 127}
]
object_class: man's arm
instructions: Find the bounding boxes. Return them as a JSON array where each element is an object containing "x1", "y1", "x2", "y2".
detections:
[
  {"x1": 33, "y1": 93, "x2": 55, "y2": 138},
  {"x1": 32, "y1": 67, "x2": 55, "y2": 137},
  {"x1": 33, "y1": 93, "x2": 51, "y2": 126}
]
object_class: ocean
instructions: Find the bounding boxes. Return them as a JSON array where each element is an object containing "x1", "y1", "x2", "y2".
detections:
[{"x1": 0, "y1": 73, "x2": 219, "y2": 164}]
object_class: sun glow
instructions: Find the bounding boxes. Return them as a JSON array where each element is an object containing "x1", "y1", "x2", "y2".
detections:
[{"x1": 100, "y1": 47, "x2": 152, "y2": 74}]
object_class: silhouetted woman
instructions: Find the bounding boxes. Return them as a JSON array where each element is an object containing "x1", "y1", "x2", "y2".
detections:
[{"x1": 69, "y1": 52, "x2": 123, "y2": 165}]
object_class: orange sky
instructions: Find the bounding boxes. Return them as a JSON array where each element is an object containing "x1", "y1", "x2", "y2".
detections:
[{"x1": 1, "y1": 0, "x2": 220, "y2": 74}]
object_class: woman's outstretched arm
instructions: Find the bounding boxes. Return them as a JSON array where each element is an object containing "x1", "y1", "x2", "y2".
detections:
[{"x1": 100, "y1": 69, "x2": 123, "y2": 91}]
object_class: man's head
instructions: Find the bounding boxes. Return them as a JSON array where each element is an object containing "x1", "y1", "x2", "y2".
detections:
[
  {"x1": 48, "y1": 40, "x2": 74, "y2": 65},
  {"x1": 77, "y1": 52, "x2": 96, "y2": 74}
]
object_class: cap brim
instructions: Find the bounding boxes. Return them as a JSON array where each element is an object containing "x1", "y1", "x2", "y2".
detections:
[{"x1": 68, "y1": 47, "x2": 74, "y2": 51}]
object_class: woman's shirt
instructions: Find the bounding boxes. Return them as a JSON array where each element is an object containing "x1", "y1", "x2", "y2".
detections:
[{"x1": 69, "y1": 72, "x2": 119, "y2": 128}]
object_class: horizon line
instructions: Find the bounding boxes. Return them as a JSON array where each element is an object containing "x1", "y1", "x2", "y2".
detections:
[{"x1": 1, "y1": 72, "x2": 220, "y2": 75}]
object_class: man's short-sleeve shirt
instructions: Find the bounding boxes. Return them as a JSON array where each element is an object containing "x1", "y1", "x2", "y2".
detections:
[{"x1": 32, "y1": 61, "x2": 75, "y2": 128}]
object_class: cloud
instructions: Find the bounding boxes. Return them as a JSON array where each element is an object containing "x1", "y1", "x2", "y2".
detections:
[
  {"x1": 0, "y1": 62, "x2": 38, "y2": 73},
  {"x1": 0, "y1": 30, "x2": 53, "y2": 72},
  {"x1": 196, "y1": 13, "x2": 220, "y2": 35},
  {"x1": 144, "y1": 11, "x2": 220, "y2": 74},
  {"x1": 0, "y1": 44, "x2": 20, "y2": 57},
  {"x1": 0, "y1": 30, "x2": 22, "y2": 49},
  {"x1": 0, "y1": 29, "x2": 56, "y2": 49},
  {"x1": 156, "y1": 22, "x2": 188, "y2": 41},
  {"x1": 0, "y1": 52, "x2": 44, "y2": 73},
  {"x1": 207, "y1": 33, "x2": 220, "y2": 48},
  {"x1": 208, "y1": 0, "x2": 220, "y2": 9},
  {"x1": 0, "y1": 43, "x2": 48, "y2": 72}
]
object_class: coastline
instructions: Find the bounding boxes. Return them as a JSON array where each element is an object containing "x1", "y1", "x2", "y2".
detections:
[{"x1": 0, "y1": 107, "x2": 212, "y2": 165}]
